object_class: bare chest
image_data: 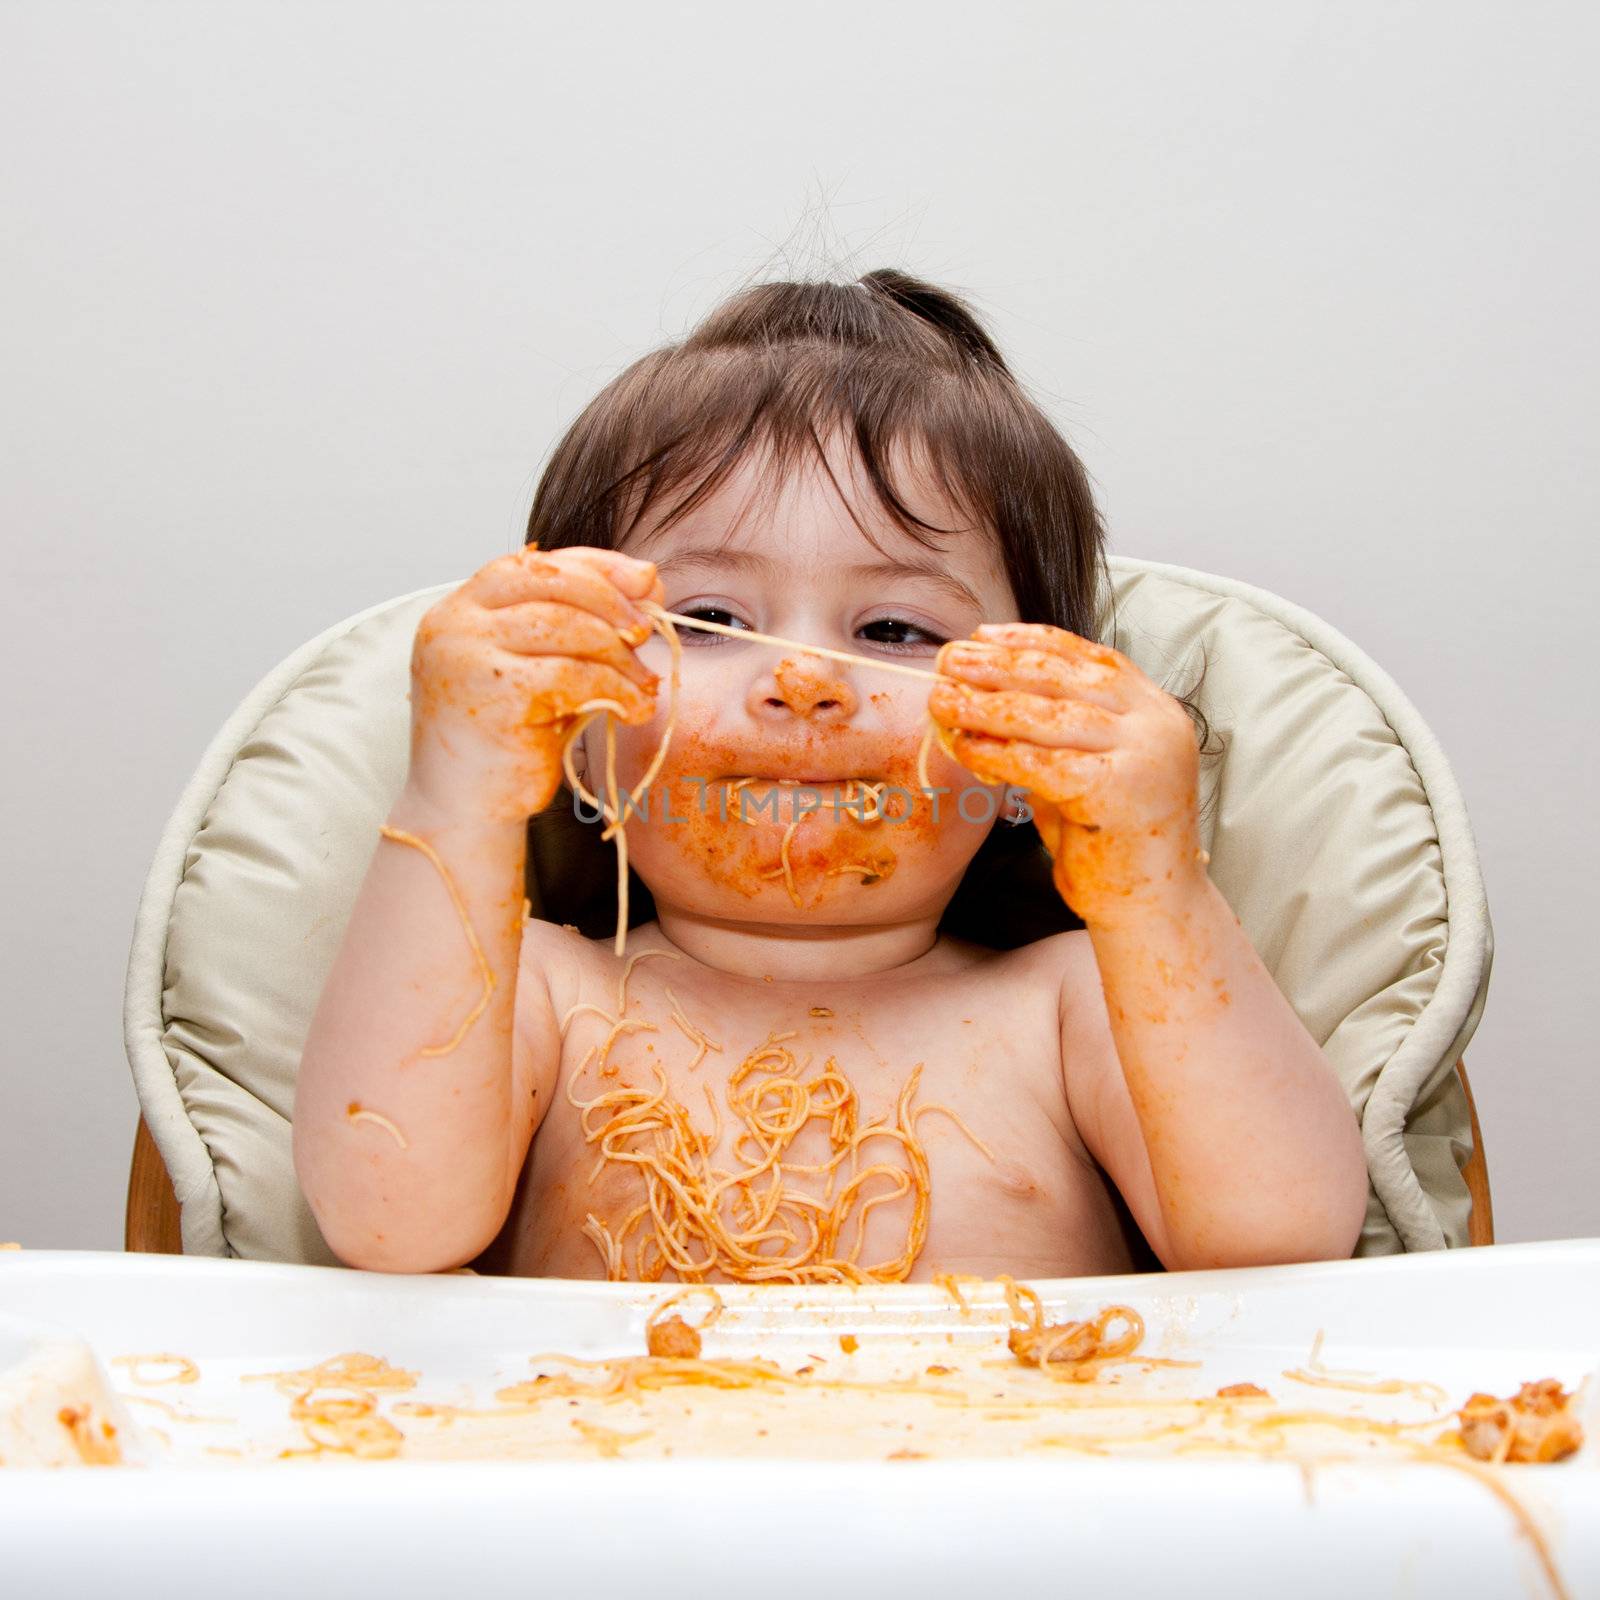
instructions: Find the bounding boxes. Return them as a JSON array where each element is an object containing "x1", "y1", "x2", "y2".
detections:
[{"x1": 496, "y1": 943, "x2": 1135, "y2": 1282}]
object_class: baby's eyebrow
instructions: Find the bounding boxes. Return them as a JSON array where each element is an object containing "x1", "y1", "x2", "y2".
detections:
[{"x1": 656, "y1": 546, "x2": 983, "y2": 611}]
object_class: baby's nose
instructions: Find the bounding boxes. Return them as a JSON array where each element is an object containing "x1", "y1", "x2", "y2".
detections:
[{"x1": 761, "y1": 653, "x2": 859, "y2": 720}]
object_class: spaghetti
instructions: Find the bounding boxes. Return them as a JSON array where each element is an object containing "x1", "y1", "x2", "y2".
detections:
[
  {"x1": 377, "y1": 824, "x2": 496, "y2": 1057},
  {"x1": 110, "y1": 1353, "x2": 200, "y2": 1387},
  {"x1": 285, "y1": 1387, "x2": 404, "y2": 1460},
  {"x1": 564, "y1": 959, "x2": 993, "y2": 1284},
  {"x1": 243, "y1": 1352, "x2": 418, "y2": 1397},
  {"x1": 1000, "y1": 1278, "x2": 1147, "y2": 1382},
  {"x1": 643, "y1": 1286, "x2": 726, "y2": 1359},
  {"x1": 346, "y1": 1103, "x2": 410, "y2": 1151},
  {"x1": 557, "y1": 609, "x2": 683, "y2": 956},
  {"x1": 106, "y1": 1280, "x2": 1579, "y2": 1598}
]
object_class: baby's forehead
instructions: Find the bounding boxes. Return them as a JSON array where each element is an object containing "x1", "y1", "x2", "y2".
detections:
[{"x1": 624, "y1": 447, "x2": 1000, "y2": 582}]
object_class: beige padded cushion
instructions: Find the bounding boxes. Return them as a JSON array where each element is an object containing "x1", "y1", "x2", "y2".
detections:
[{"x1": 124, "y1": 558, "x2": 1489, "y2": 1263}]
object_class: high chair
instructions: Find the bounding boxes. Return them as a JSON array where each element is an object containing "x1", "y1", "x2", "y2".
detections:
[{"x1": 122, "y1": 558, "x2": 1495, "y2": 1260}]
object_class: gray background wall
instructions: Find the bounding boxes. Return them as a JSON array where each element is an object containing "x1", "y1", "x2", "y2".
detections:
[{"x1": 3, "y1": 1, "x2": 1595, "y2": 1250}]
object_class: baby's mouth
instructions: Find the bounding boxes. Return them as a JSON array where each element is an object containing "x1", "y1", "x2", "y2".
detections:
[
  {"x1": 711, "y1": 774, "x2": 894, "y2": 823},
  {"x1": 713, "y1": 771, "x2": 885, "y2": 787},
  {"x1": 714, "y1": 774, "x2": 889, "y2": 801}
]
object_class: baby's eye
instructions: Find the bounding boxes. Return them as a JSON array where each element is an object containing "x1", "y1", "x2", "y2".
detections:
[
  {"x1": 674, "y1": 604, "x2": 753, "y2": 645},
  {"x1": 857, "y1": 616, "x2": 946, "y2": 653}
]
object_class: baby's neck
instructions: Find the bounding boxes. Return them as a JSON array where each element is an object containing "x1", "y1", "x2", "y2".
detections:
[{"x1": 645, "y1": 903, "x2": 945, "y2": 983}]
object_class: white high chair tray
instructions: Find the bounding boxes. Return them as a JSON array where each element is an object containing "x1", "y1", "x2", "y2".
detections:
[{"x1": 1, "y1": 1243, "x2": 1596, "y2": 1599}]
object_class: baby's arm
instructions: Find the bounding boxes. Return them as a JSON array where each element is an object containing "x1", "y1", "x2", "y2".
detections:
[
  {"x1": 293, "y1": 546, "x2": 662, "y2": 1272},
  {"x1": 930, "y1": 624, "x2": 1368, "y2": 1270},
  {"x1": 1057, "y1": 878, "x2": 1367, "y2": 1269}
]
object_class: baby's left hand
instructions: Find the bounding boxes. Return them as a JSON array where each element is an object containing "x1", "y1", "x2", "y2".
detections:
[{"x1": 929, "y1": 623, "x2": 1206, "y2": 928}]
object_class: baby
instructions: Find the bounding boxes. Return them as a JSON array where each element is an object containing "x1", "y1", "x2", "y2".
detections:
[{"x1": 294, "y1": 270, "x2": 1368, "y2": 1281}]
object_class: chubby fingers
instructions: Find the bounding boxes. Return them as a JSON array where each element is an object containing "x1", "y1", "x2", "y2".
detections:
[
  {"x1": 474, "y1": 547, "x2": 661, "y2": 641},
  {"x1": 490, "y1": 602, "x2": 659, "y2": 691},
  {"x1": 928, "y1": 678, "x2": 1121, "y2": 752},
  {"x1": 971, "y1": 621, "x2": 1126, "y2": 669},
  {"x1": 936, "y1": 636, "x2": 1133, "y2": 713},
  {"x1": 945, "y1": 731, "x2": 1110, "y2": 825},
  {"x1": 516, "y1": 658, "x2": 659, "y2": 729}
]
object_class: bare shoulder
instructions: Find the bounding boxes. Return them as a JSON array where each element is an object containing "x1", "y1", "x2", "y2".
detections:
[
  {"x1": 931, "y1": 927, "x2": 1085, "y2": 977},
  {"x1": 996, "y1": 926, "x2": 1097, "y2": 991},
  {"x1": 1025, "y1": 928, "x2": 1125, "y2": 1109},
  {"x1": 516, "y1": 917, "x2": 590, "y2": 1030},
  {"x1": 1047, "y1": 928, "x2": 1119, "y2": 1079}
]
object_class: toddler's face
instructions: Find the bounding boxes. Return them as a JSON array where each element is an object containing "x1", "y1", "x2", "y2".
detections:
[{"x1": 584, "y1": 440, "x2": 1021, "y2": 930}]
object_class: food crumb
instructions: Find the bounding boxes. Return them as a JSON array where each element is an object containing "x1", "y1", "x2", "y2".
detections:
[
  {"x1": 839, "y1": 1335, "x2": 859, "y2": 1354},
  {"x1": 645, "y1": 1316, "x2": 702, "y2": 1360}
]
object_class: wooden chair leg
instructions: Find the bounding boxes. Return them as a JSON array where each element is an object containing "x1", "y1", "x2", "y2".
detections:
[
  {"x1": 126, "y1": 1116, "x2": 183, "y2": 1254},
  {"x1": 1458, "y1": 1060, "x2": 1494, "y2": 1247}
]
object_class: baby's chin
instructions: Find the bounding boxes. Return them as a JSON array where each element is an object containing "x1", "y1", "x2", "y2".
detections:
[
  {"x1": 637, "y1": 872, "x2": 946, "y2": 933},
  {"x1": 625, "y1": 815, "x2": 987, "y2": 931}
]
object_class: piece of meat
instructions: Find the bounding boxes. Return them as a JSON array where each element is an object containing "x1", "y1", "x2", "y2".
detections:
[
  {"x1": 1458, "y1": 1379, "x2": 1584, "y2": 1464},
  {"x1": 645, "y1": 1315, "x2": 702, "y2": 1360}
]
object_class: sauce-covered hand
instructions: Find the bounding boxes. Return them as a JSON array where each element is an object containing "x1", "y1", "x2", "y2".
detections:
[
  {"x1": 929, "y1": 623, "x2": 1205, "y2": 927},
  {"x1": 408, "y1": 546, "x2": 664, "y2": 823}
]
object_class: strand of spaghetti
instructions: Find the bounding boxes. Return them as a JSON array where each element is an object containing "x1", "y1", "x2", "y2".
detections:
[
  {"x1": 758, "y1": 815, "x2": 804, "y2": 906},
  {"x1": 663, "y1": 984, "x2": 723, "y2": 1070},
  {"x1": 560, "y1": 706, "x2": 614, "y2": 813},
  {"x1": 346, "y1": 1105, "x2": 410, "y2": 1151},
  {"x1": 1282, "y1": 1368, "x2": 1450, "y2": 1406},
  {"x1": 602, "y1": 715, "x2": 629, "y2": 953},
  {"x1": 559, "y1": 1001, "x2": 618, "y2": 1038},
  {"x1": 643, "y1": 604, "x2": 949, "y2": 682},
  {"x1": 916, "y1": 722, "x2": 938, "y2": 793},
  {"x1": 625, "y1": 609, "x2": 682, "y2": 807},
  {"x1": 913, "y1": 1100, "x2": 997, "y2": 1162},
  {"x1": 615, "y1": 948, "x2": 681, "y2": 1017},
  {"x1": 242, "y1": 1352, "x2": 417, "y2": 1395},
  {"x1": 582, "y1": 1212, "x2": 621, "y2": 1277},
  {"x1": 111, "y1": 1353, "x2": 200, "y2": 1386},
  {"x1": 557, "y1": 613, "x2": 683, "y2": 958},
  {"x1": 1406, "y1": 1449, "x2": 1570, "y2": 1600},
  {"x1": 645, "y1": 1285, "x2": 726, "y2": 1336},
  {"x1": 377, "y1": 825, "x2": 495, "y2": 1057}
]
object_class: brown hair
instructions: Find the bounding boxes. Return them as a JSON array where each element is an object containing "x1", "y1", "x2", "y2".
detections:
[
  {"x1": 524, "y1": 271, "x2": 1126, "y2": 946},
  {"x1": 527, "y1": 269, "x2": 1107, "y2": 641}
]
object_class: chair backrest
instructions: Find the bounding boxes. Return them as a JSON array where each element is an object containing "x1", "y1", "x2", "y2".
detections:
[{"x1": 123, "y1": 558, "x2": 1492, "y2": 1263}]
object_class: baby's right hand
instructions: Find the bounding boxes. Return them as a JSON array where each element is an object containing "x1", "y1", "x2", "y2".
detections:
[{"x1": 407, "y1": 546, "x2": 664, "y2": 823}]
